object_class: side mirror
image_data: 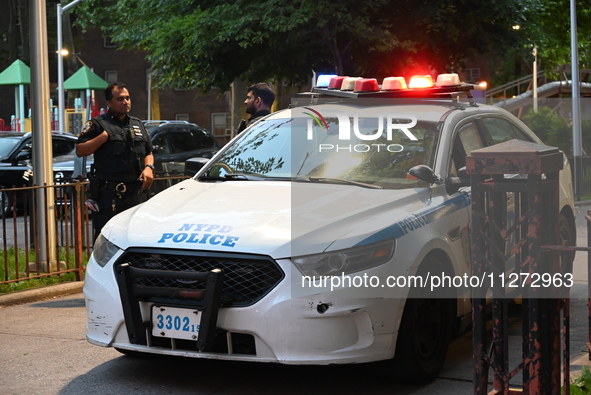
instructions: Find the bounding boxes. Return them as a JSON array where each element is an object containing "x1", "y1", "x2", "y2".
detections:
[
  {"x1": 15, "y1": 150, "x2": 32, "y2": 162},
  {"x1": 185, "y1": 157, "x2": 210, "y2": 177},
  {"x1": 408, "y1": 164, "x2": 440, "y2": 184}
]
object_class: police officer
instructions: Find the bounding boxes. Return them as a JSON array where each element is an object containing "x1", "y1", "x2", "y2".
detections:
[
  {"x1": 76, "y1": 82, "x2": 154, "y2": 238},
  {"x1": 236, "y1": 82, "x2": 275, "y2": 134}
]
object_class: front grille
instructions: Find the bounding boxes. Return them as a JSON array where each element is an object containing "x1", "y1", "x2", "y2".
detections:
[
  {"x1": 149, "y1": 329, "x2": 256, "y2": 355},
  {"x1": 115, "y1": 249, "x2": 285, "y2": 307}
]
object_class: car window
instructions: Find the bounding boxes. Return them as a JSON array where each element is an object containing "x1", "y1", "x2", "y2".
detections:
[
  {"x1": 151, "y1": 134, "x2": 171, "y2": 154},
  {"x1": 205, "y1": 115, "x2": 440, "y2": 189},
  {"x1": 450, "y1": 122, "x2": 484, "y2": 177},
  {"x1": 480, "y1": 117, "x2": 534, "y2": 145},
  {"x1": 191, "y1": 129, "x2": 215, "y2": 149},
  {"x1": 168, "y1": 130, "x2": 213, "y2": 153},
  {"x1": 52, "y1": 138, "x2": 76, "y2": 157},
  {"x1": 0, "y1": 137, "x2": 22, "y2": 159}
]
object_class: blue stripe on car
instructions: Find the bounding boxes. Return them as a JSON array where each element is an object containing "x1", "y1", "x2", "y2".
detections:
[{"x1": 355, "y1": 194, "x2": 471, "y2": 246}]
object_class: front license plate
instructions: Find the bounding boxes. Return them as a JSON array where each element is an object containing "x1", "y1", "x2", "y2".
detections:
[{"x1": 151, "y1": 306, "x2": 201, "y2": 341}]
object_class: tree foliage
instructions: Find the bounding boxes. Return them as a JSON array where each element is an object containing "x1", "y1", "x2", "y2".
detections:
[
  {"x1": 517, "y1": 0, "x2": 591, "y2": 75},
  {"x1": 521, "y1": 106, "x2": 591, "y2": 156},
  {"x1": 72, "y1": 0, "x2": 523, "y2": 90}
]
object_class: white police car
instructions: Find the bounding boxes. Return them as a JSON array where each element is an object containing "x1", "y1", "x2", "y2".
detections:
[{"x1": 84, "y1": 73, "x2": 575, "y2": 383}]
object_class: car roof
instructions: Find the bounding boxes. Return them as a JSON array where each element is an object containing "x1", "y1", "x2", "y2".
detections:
[
  {"x1": 0, "y1": 132, "x2": 27, "y2": 138},
  {"x1": 269, "y1": 100, "x2": 486, "y2": 124},
  {"x1": 144, "y1": 120, "x2": 202, "y2": 130}
]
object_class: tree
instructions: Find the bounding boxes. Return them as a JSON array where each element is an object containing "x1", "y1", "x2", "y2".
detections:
[
  {"x1": 515, "y1": 0, "x2": 591, "y2": 76},
  {"x1": 73, "y1": 0, "x2": 524, "y2": 91},
  {"x1": 74, "y1": 0, "x2": 399, "y2": 90}
]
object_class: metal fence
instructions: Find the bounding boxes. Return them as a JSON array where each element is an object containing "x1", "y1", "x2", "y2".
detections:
[
  {"x1": 568, "y1": 156, "x2": 591, "y2": 201},
  {"x1": 0, "y1": 175, "x2": 189, "y2": 287}
]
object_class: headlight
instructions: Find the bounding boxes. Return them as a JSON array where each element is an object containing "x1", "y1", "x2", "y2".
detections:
[
  {"x1": 92, "y1": 234, "x2": 121, "y2": 267},
  {"x1": 292, "y1": 239, "x2": 395, "y2": 277}
]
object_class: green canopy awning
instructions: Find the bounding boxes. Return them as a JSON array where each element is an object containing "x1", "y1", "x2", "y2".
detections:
[
  {"x1": 0, "y1": 59, "x2": 30, "y2": 85},
  {"x1": 64, "y1": 65, "x2": 108, "y2": 90}
]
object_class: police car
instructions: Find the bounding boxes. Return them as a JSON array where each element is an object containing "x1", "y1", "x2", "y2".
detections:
[{"x1": 83, "y1": 73, "x2": 575, "y2": 383}]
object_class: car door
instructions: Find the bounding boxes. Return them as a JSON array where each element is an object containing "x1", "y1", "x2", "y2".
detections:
[{"x1": 447, "y1": 121, "x2": 487, "y2": 316}]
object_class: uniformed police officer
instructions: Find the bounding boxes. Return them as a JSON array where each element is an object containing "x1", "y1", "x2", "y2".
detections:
[{"x1": 76, "y1": 82, "x2": 155, "y2": 238}]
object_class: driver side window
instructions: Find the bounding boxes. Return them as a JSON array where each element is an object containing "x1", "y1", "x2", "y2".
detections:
[
  {"x1": 152, "y1": 134, "x2": 171, "y2": 155},
  {"x1": 450, "y1": 122, "x2": 485, "y2": 177}
]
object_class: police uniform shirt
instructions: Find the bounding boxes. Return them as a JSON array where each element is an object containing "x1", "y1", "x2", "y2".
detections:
[{"x1": 78, "y1": 111, "x2": 153, "y2": 182}]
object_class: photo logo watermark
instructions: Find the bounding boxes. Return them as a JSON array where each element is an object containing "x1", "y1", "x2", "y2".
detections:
[
  {"x1": 305, "y1": 109, "x2": 418, "y2": 141},
  {"x1": 303, "y1": 106, "x2": 329, "y2": 132},
  {"x1": 303, "y1": 108, "x2": 418, "y2": 153}
]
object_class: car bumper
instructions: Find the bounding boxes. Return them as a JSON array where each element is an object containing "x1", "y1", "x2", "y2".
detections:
[{"x1": 84, "y1": 257, "x2": 404, "y2": 364}]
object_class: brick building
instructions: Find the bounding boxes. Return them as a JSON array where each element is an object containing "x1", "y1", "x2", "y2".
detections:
[{"x1": 71, "y1": 28, "x2": 235, "y2": 146}]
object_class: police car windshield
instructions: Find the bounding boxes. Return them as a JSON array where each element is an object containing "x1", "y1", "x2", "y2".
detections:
[{"x1": 201, "y1": 114, "x2": 440, "y2": 189}]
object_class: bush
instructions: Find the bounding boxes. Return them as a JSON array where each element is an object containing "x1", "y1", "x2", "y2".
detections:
[{"x1": 521, "y1": 106, "x2": 591, "y2": 156}]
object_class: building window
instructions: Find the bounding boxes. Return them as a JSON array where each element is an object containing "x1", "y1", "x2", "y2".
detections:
[
  {"x1": 176, "y1": 114, "x2": 190, "y2": 122},
  {"x1": 103, "y1": 36, "x2": 117, "y2": 48},
  {"x1": 464, "y1": 68, "x2": 481, "y2": 83},
  {"x1": 211, "y1": 112, "x2": 231, "y2": 136},
  {"x1": 105, "y1": 70, "x2": 118, "y2": 83}
]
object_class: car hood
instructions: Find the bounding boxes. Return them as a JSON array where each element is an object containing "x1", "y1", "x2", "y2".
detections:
[{"x1": 102, "y1": 178, "x2": 444, "y2": 259}]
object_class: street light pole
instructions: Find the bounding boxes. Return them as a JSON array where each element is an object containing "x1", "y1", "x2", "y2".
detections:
[
  {"x1": 532, "y1": 46, "x2": 538, "y2": 113},
  {"x1": 570, "y1": 0, "x2": 582, "y2": 198},
  {"x1": 56, "y1": 0, "x2": 84, "y2": 133}
]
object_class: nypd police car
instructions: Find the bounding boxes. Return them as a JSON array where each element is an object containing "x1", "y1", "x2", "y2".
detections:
[{"x1": 83, "y1": 73, "x2": 575, "y2": 383}]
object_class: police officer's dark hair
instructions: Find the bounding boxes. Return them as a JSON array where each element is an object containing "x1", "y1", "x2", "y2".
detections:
[
  {"x1": 105, "y1": 82, "x2": 128, "y2": 101},
  {"x1": 247, "y1": 83, "x2": 275, "y2": 108}
]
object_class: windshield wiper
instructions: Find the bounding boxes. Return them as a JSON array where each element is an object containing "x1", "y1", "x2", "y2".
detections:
[
  {"x1": 293, "y1": 177, "x2": 383, "y2": 189},
  {"x1": 198, "y1": 173, "x2": 251, "y2": 181}
]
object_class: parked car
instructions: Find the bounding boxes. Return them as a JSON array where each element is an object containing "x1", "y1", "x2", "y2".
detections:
[
  {"x1": 144, "y1": 120, "x2": 219, "y2": 174},
  {"x1": 0, "y1": 131, "x2": 78, "y2": 214},
  {"x1": 83, "y1": 73, "x2": 576, "y2": 383},
  {"x1": 59, "y1": 120, "x2": 220, "y2": 179}
]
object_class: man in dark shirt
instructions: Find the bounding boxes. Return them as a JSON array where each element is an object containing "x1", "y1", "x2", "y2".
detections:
[
  {"x1": 236, "y1": 82, "x2": 275, "y2": 134},
  {"x1": 76, "y1": 82, "x2": 154, "y2": 237}
]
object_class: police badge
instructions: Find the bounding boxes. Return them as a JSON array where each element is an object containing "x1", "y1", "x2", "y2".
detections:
[{"x1": 80, "y1": 121, "x2": 93, "y2": 135}]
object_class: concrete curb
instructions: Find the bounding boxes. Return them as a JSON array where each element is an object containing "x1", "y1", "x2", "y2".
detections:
[{"x1": 0, "y1": 281, "x2": 84, "y2": 307}]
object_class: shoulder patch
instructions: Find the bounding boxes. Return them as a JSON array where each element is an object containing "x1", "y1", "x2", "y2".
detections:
[{"x1": 80, "y1": 121, "x2": 93, "y2": 135}]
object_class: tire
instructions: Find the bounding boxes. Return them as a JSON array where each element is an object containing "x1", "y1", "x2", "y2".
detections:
[
  {"x1": 557, "y1": 213, "x2": 575, "y2": 274},
  {"x1": 389, "y1": 259, "x2": 455, "y2": 384},
  {"x1": 0, "y1": 192, "x2": 13, "y2": 216}
]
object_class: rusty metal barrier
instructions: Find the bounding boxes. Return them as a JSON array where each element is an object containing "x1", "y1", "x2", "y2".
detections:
[
  {"x1": 467, "y1": 140, "x2": 569, "y2": 394},
  {"x1": 0, "y1": 181, "x2": 91, "y2": 284},
  {"x1": 0, "y1": 175, "x2": 189, "y2": 287}
]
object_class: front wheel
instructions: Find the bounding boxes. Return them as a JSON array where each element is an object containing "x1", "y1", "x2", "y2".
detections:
[
  {"x1": 386, "y1": 256, "x2": 456, "y2": 384},
  {"x1": 0, "y1": 192, "x2": 13, "y2": 217},
  {"x1": 390, "y1": 296, "x2": 454, "y2": 384}
]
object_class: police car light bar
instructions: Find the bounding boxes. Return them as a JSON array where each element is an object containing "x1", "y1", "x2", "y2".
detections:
[
  {"x1": 408, "y1": 75, "x2": 434, "y2": 88},
  {"x1": 310, "y1": 73, "x2": 480, "y2": 99},
  {"x1": 315, "y1": 74, "x2": 337, "y2": 88}
]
